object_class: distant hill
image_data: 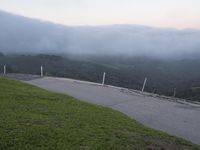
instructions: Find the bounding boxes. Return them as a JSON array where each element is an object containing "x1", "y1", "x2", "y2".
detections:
[{"x1": 1, "y1": 53, "x2": 200, "y2": 101}]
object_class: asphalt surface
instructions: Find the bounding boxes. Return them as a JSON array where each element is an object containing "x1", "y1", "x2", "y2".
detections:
[
  {"x1": 0, "y1": 73, "x2": 40, "y2": 81},
  {"x1": 27, "y1": 77, "x2": 200, "y2": 144}
]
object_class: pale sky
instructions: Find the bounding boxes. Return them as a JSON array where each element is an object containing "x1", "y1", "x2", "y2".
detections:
[{"x1": 0, "y1": 0, "x2": 200, "y2": 29}]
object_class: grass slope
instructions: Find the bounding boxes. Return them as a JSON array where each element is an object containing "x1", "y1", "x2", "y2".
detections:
[{"x1": 0, "y1": 77, "x2": 199, "y2": 150}]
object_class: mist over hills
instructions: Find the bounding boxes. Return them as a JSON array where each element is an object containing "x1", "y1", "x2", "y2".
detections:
[
  {"x1": 0, "y1": 10, "x2": 200, "y2": 59},
  {"x1": 1, "y1": 10, "x2": 200, "y2": 101}
]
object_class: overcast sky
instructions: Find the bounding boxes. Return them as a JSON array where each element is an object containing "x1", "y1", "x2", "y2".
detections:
[{"x1": 0, "y1": 0, "x2": 200, "y2": 29}]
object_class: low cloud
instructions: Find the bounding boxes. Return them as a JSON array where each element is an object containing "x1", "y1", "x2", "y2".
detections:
[{"x1": 0, "y1": 10, "x2": 200, "y2": 59}]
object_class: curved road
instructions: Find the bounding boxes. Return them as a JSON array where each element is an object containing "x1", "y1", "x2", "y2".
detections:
[{"x1": 27, "y1": 77, "x2": 200, "y2": 144}]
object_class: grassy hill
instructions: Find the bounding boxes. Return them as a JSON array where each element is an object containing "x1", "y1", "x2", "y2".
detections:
[{"x1": 0, "y1": 77, "x2": 199, "y2": 150}]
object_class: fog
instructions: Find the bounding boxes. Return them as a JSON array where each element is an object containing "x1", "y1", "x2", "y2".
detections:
[{"x1": 0, "y1": 10, "x2": 200, "y2": 59}]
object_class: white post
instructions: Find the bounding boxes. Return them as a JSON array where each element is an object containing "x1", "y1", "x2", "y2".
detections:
[
  {"x1": 102, "y1": 72, "x2": 106, "y2": 86},
  {"x1": 141, "y1": 77, "x2": 147, "y2": 92},
  {"x1": 173, "y1": 88, "x2": 176, "y2": 97},
  {"x1": 3, "y1": 65, "x2": 6, "y2": 75},
  {"x1": 40, "y1": 66, "x2": 43, "y2": 77}
]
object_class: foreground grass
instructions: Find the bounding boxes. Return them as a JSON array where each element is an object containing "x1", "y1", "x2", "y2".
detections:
[{"x1": 0, "y1": 77, "x2": 199, "y2": 150}]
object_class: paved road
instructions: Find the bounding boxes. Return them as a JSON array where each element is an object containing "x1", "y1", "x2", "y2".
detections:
[
  {"x1": 1, "y1": 73, "x2": 40, "y2": 81},
  {"x1": 27, "y1": 77, "x2": 200, "y2": 144}
]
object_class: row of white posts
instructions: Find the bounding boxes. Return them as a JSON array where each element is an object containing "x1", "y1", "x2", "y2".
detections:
[
  {"x1": 2, "y1": 66, "x2": 176, "y2": 95},
  {"x1": 101, "y1": 72, "x2": 148, "y2": 93},
  {"x1": 2, "y1": 65, "x2": 44, "y2": 77}
]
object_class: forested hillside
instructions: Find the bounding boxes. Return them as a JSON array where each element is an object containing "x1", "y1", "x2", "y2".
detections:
[{"x1": 1, "y1": 53, "x2": 200, "y2": 101}]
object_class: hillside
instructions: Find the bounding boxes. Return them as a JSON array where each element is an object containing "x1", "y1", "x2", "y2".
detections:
[
  {"x1": 0, "y1": 77, "x2": 199, "y2": 149},
  {"x1": 1, "y1": 53, "x2": 200, "y2": 101}
]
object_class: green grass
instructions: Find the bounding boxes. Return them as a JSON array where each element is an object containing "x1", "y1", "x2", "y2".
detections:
[{"x1": 0, "y1": 77, "x2": 199, "y2": 150}]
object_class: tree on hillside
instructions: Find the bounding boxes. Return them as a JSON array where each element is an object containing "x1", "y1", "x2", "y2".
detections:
[{"x1": 0, "y1": 52, "x2": 4, "y2": 57}]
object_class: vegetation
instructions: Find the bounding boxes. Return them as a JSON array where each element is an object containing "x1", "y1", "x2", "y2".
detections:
[
  {"x1": 0, "y1": 53, "x2": 200, "y2": 101},
  {"x1": 0, "y1": 77, "x2": 199, "y2": 150},
  {"x1": 0, "y1": 52, "x2": 4, "y2": 57}
]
